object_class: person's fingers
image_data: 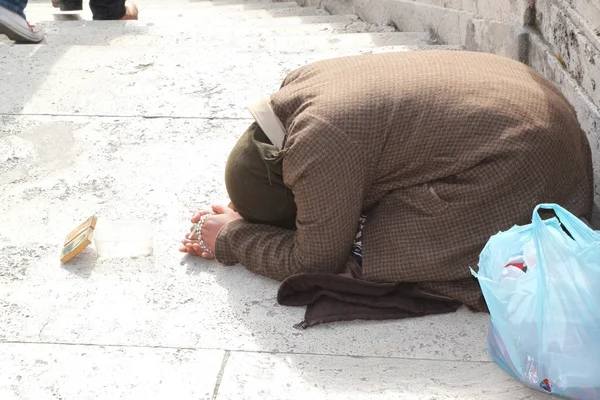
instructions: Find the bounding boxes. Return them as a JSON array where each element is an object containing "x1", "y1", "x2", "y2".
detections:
[
  {"x1": 182, "y1": 238, "x2": 199, "y2": 245},
  {"x1": 190, "y1": 211, "x2": 210, "y2": 224},
  {"x1": 191, "y1": 210, "x2": 212, "y2": 223},
  {"x1": 192, "y1": 243, "x2": 202, "y2": 252},
  {"x1": 181, "y1": 242, "x2": 214, "y2": 259},
  {"x1": 186, "y1": 243, "x2": 198, "y2": 256},
  {"x1": 212, "y1": 204, "x2": 233, "y2": 215},
  {"x1": 192, "y1": 243, "x2": 215, "y2": 260},
  {"x1": 185, "y1": 231, "x2": 199, "y2": 240}
]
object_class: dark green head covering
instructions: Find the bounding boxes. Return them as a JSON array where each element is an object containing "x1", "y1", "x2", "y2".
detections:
[{"x1": 225, "y1": 122, "x2": 297, "y2": 230}]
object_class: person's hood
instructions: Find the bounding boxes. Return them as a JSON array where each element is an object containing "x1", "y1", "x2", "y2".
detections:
[{"x1": 247, "y1": 95, "x2": 286, "y2": 150}]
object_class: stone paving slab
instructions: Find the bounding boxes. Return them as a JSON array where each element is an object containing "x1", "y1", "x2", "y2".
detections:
[
  {"x1": 135, "y1": 0, "x2": 303, "y2": 10},
  {"x1": 19, "y1": 17, "x2": 396, "y2": 35},
  {"x1": 23, "y1": 3, "x2": 331, "y2": 22},
  {"x1": 25, "y1": 0, "x2": 301, "y2": 11},
  {"x1": 0, "y1": 115, "x2": 490, "y2": 362},
  {"x1": 0, "y1": 343, "x2": 549, "y2": 400},
  {"x1": 2, "y1": 29, "x2": 426, "y2": 48},
  {"x1": 0, "y1": 45, "x2": 455, "y2": 118},
  {"x1": 0, "y1": 342, "x2": 224, "y2": 400},
  {"x1": 30, "y1": 13, "x2": 364, "y2": 27},
  {"x1": 137, "y1": 0, "x2": 301, "y2": 9},
  {"x1": 217, "y1": 352, "x2": 549, "y2": 400}
]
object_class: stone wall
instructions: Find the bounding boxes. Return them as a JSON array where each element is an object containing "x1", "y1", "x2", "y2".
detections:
[{"x1": 300, "y1": 0, "x2": 600, "y2": 226}]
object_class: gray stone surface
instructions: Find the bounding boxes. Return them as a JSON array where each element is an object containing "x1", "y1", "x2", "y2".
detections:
[
  {"x1": 0, "y1": 45, "x2": 448, "y2": 119},
  {"x1": 24, "y1": 3, "x2": 332, "y2": 22},
  {"x1": 217, "y1": 352, "x2": 548, "y2": 400},
  {"x1": 2, "y1": 27, "x2": 429, "y2": 47},
  {"x1": 0, "y1": 343, "x2": 224, "y2": 400},
  {"x1": 23, "y1": 8, "x2": 360, "y2": 27},
  {"x1": 314, "y1": 0, "x2": 528, "y2": 60},
  {"x1": 306, "y1": 0, "x2": 530, "y2": 22},
  {"x1": 3, "y1": 18, "x2": 399, "y2": 40},
  {"x1": 528, "y1": 34, "x2": 600, "y2": 210},
  {"x1": 535, "y1": 0, "x2": 600, "y2": 106},
  {"x1": 571, "y1": 0, "x2": 600, "y2": 31},
  {"x1": 27, "y1": 19, "x2": 392, "y2": 36},
  {"x1": 322, "y1": 0, "x2": 467, "y2": 45}
]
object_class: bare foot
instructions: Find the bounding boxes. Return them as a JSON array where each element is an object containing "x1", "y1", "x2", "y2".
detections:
[{"x1": 120, "y1": 1, "x2": 138, "y2": 20}]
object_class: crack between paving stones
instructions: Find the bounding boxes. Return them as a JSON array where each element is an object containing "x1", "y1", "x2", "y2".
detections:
[
  {"x1": 211, "y1": 351, "x2": 230, "y2": 400},
  {"x1": 0, "y1": 339, "x2": 490, "y2": 364},
  {"x1": 38, "y1": 317, "x2": 51, "y2": 341}
]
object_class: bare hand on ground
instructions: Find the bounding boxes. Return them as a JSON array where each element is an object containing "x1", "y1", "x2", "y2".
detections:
[{"x1": 179, "y1": 204, "x2": 242, "y2": 259}]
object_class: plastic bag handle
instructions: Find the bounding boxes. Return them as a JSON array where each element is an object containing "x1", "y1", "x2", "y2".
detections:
[
  {"x1": 531, "y1": 204, "x2": 597, "y2": 366},
  {"x1": 531, "y1": 203, "x2": 597, "y2": 244}
]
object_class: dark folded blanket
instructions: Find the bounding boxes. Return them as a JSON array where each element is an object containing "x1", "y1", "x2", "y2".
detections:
[{"x1": 277, "y1": 270, "x2": 460, "y2": 328}]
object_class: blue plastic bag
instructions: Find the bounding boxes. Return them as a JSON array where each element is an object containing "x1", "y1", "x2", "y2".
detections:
[{"x1": 472, "y1": 204, "x2": 600, "y2": 399}]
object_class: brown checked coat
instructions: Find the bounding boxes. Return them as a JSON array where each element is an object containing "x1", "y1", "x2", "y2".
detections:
[{"x1": 215, "y1": 50, "x2": 593, "y2": 323}]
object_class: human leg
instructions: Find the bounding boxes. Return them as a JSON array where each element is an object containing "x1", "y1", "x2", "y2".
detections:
[
  {"x1": 89, "y1": 0, "x2": 137, "y2": 20},
  {"x1": 51, "y1": 0, "x2": 83, "y2": 11},
  {"x1": 0, "y1": 0, "x2": 27, "y2": 18}
]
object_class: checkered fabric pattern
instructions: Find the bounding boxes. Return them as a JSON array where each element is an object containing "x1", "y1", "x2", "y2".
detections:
[{"x1": 216, "y1": 50, "x2": 594, "y2": 310}]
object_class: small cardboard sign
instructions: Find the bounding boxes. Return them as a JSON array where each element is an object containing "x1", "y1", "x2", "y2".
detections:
[{"x1": 60, "y1": 216, "x2": 97, "y2": 263}]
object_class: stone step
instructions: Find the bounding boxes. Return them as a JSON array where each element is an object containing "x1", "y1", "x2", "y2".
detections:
[
  {"x1": 24, "y1": 4, "x2": 329, "y2": 22},
  {"x1": 13, "y1": 27, "x2": 429, "y2": 47},
  {"x1": 139, "y1": 1, "x2": 302, "y2": 10},
  {"x1": 24, "y1": 13, "x2": 387, "y2": 28},
  {"x1": 0, "y1": 44, "x2": 462, "y2": 119},
  {"x1": 133, "y1": 0, "x2": 299, "y2": 4},
  {"x1": 24, "y1": 0, "x2": 301, "y2": 10},
  {"x1": 28, "y1": 0, "x2": 303, "y2": 13},
  {"x1": 29, "y1": 18, "x2": 396, "y2": 36}
]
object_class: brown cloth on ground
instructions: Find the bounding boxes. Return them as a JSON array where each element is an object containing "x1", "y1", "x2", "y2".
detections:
[
  {"x1": 277, "y1": 258, "x2": 461, "y2": 327},
  {"x1": 217, "y1": 50, "x2": 594, "y2": 325}
]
